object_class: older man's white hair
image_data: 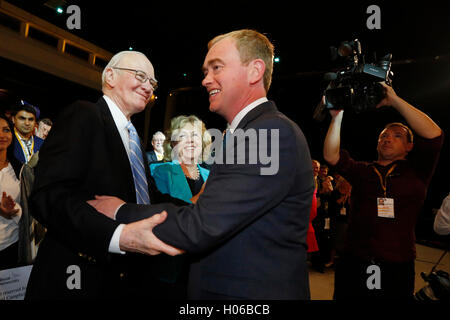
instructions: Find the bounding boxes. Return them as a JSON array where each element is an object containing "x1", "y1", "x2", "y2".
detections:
[
  {"x1": 152, "y1": 131, "x2": 166, "y2": 140},
  {"x1": 101, "y1": 51, "x2": 149, "y2": 86}
]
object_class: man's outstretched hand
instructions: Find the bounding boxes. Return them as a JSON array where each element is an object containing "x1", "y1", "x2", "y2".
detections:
[
  {"x1": 87, "y1": 195, "x2": 184, "y2": 256},
  {"x1": 119, "y1": 211, "x2": 184, "y2": 256}
]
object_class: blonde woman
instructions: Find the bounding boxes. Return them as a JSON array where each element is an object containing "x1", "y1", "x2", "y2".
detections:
[
  {"x1": 148, "y1": 115, "x2": 211, "y2": 298},
  {"x1": 150, "y1": 115, "x2": 211, "y2": 204}
]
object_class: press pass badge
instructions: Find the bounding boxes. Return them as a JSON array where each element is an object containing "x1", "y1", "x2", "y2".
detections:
[
  {"x1": 340, "y1": 206, "x2": 346, "y2": 216},
  {"x1": 377, "y1": 197, "x2": 394, "y2": 218}
]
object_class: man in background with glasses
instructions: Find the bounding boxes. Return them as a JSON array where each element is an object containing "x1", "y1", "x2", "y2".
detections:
[{"x1": 26, "y1": 51, "x2": 182, "y2": 300}]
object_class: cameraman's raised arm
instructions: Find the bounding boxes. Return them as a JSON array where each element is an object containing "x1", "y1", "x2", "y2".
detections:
[
  {"x1": 323, "y1": 102, "x2": 344, "y2": 166},
  {"x1": 376, "y1": 83, "x2": 442, "y2": 139}
]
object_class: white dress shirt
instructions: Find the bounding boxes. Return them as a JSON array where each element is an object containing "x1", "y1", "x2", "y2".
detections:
[
  {"x1": 103, "y1": 95, "x2": 131, "y2": 254},
  {"x1": 0, "y1": 163, "x2": 22, "y2": 251},
  {"x1": 228, "y1": 97, "x2": 268, "y2": 133},
  {"x1": 154, "y1": 150, "x2": 164, "y2": 161},
  {"x1": 103, "y1": 95, "x2": 132, "y2": 160}
]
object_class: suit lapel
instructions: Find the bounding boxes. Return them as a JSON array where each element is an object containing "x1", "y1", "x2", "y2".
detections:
[
  {"x1": 97, "y1": 97, "x2": 156, "y2": 202},
  {"x1": 236, "y1": 101, "x2": 277, "y2": 130},
  {"x1": 141, "y1": 138, "x2": 153, "y2": 190},
  {"x1": 150, "y1": 151, "x2": 158, "y2": 162},
  {"x1": 13, "y1": 135, "x2": 25, "y2": 163},
  {"x1": 96, "y1": 97, "x2": 136, "y2": 201},
  {"x1": 97, "y1": 97, "x2": 130, "y2": 167}
]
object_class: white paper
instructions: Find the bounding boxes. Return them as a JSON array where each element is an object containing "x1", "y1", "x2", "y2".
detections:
[{"x1": 0, "y1": 265, "x2": 33, "y2": 300}]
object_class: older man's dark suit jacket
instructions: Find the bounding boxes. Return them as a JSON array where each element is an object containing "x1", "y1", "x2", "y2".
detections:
[
  {"x1": 25, "y1": 97, "x2": 181, "y2": 299},
  {"x1": 118, "y1": 101, "x2": 314, "y2": 299}
]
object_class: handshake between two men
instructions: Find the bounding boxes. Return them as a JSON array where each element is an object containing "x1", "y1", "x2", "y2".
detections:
[{"x1": 87, "y1": 195, "x2": 184, "y2": 257}]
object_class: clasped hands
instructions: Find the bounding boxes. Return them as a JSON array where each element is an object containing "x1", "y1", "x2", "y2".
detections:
[{"x1": 87, "y1": 195, "x2": 184, "y2": 257}]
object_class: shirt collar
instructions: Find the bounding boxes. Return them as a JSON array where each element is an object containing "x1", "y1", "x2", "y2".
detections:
[
  {"x1": 103, "y1": 95, "x2": 129, "y2": 131},
  {"x1": 20, "y1": 135, "x2": 33, "y2": 144},
  {"x1": 14, "y1": 128, "x2": 33, "y2": 142},
  {"x1": 228, "y1": 97, "x2": 268, "y2": 133}
]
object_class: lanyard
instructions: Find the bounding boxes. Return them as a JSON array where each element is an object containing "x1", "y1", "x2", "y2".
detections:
[
  {"x1": 372, "y1": 164, "x2": 397, "y2": 198},
  {"x1": 14, "y1": 128, "x2": 34, "y2": 162}
]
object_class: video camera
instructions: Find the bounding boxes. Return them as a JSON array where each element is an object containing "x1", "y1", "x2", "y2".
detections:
[
  {"x1": 415, "y1": 270, "x2": 450, "y2": 300},
  {"x1": 314, "y1": 39, "x2": 393, "y2": 120}
]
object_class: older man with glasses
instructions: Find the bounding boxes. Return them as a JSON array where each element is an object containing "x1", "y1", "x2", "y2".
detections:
[
  {"x1": 111, "y1": 67, "x2": 158, "y2": 91},
  {"x1": 26, "y1": 50, "x2": 185, "y2": 300}
]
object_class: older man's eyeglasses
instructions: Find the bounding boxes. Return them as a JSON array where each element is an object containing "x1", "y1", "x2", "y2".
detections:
[{"x1": 112, "y1": 67, "x2": 158, "y2": 90}]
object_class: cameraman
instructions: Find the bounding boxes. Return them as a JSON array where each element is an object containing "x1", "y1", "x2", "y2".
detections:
[{"x1": 323, "y1": 83, "x2": 443, "y2": 299}]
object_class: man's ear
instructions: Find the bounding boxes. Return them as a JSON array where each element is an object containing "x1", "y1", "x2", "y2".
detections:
[
  {"x1": 248, "y1": 59, "x2": 265, "y2": 85},
  {"x1": 104, "y1": 67, "x2": 116, "y2": 88}
]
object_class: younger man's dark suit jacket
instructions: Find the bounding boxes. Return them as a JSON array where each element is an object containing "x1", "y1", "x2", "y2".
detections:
[{"x1": 117, "y1": 101, "x2": 314, "y2": 299}]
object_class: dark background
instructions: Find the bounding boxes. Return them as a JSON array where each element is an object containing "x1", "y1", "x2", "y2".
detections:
[{"x1": 0, "y1": 0, "x2": 449, "y2": 242}]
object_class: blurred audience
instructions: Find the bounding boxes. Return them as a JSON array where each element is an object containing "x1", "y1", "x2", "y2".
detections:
[
  {"x1": 315, "y1": 162, "x2": 334, "y2": 270},
  {"x1": 308, "y1": 160, "x2": 322, "y2": 272},
  {"x1": 318, "y1": 164, "x2": 334, "y2": 195},
  {"x1": 35, "y1": 118, "x2": 53, "y2": 140},
  {"x1": 146, "y1": 131, "x2": 166, "y2": 163},
  {"x1": 11, "y1": 103, "x2": 44, "y2": 164},
  {"x1": 0, "y1": 113, "x2": 23, "y2": 270},
  {"x1": 326, "y1": 173, "x2": 352, "y2": 267}
]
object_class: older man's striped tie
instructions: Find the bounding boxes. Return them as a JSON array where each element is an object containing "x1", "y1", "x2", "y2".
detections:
[{"x1": 126, "y1": 122, "x2": 150, "y2": 204}]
